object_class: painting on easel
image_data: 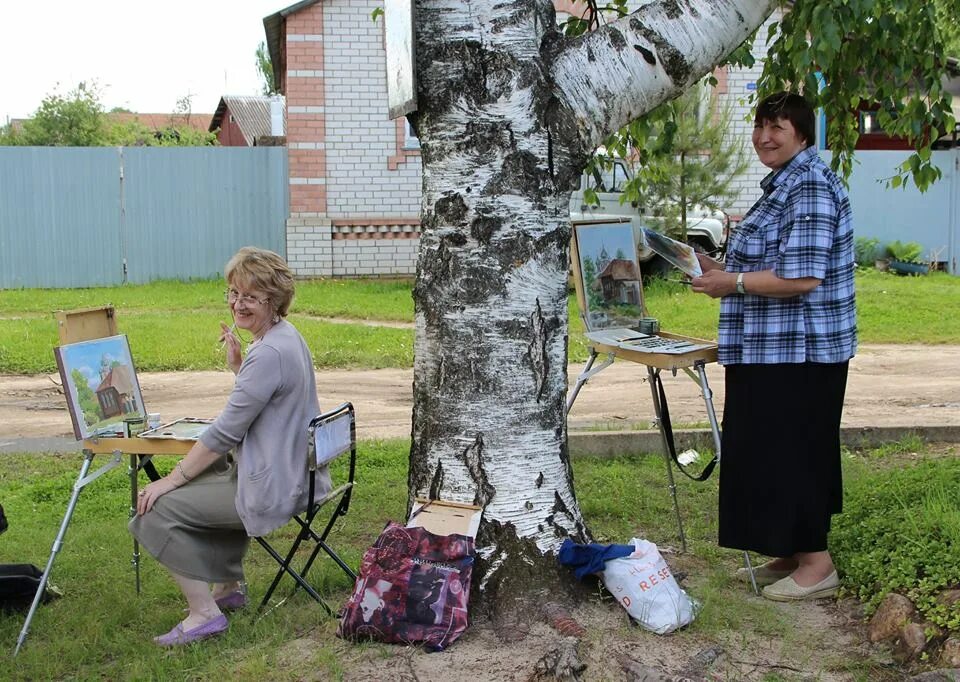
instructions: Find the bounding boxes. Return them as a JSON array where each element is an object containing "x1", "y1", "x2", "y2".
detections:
[
  {"x1": 573, "y1": 221, "x2": 645, "y2": 330},
  {"x1": 54, "y1": 334, "x2": 145, "y2": 440}
]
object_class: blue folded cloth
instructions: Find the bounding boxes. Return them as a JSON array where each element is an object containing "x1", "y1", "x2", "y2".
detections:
[{"x1": 557, "y1": 538, "x2": 635, "y2": 580}]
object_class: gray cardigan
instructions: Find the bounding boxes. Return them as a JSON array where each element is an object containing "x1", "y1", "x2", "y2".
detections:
[{"x1": 200, "y1": 320, "x2": 329, "y2": 536}]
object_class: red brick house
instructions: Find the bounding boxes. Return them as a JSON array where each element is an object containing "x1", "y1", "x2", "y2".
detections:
[{"x1": 209, "y1": 95, "x2": 286, "y2": 146}]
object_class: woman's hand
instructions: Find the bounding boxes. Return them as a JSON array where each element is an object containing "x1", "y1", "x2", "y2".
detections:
[
  {"x1": 136, "y1": 476, "x2": 178, "y2": 515},
  {"x1": 691, "y1": 269, "x2": 738, "y2": 298},
  {"x1": 220, "y1": 322, "x2": 242, "y2": 375}
]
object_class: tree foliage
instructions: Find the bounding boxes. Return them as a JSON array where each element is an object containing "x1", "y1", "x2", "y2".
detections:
[
  {"x1": 0, "y1": 82, "x2": 217, "y2": 147},
  {"x1": 4, "y1": 82, "x2": 106, "y2": 146},
  {"x1": 570, "y1": 0, "x2": 955, "y2": 193},
  {"x1": 934, "y1": 0, "x2": 960, "y2": 62},
  {"x1": 256, "y1": 41, "x2": 279, "y2": 96},
  {"x1": 764, "y1": 0, "x2": 954, "y2": 191}
]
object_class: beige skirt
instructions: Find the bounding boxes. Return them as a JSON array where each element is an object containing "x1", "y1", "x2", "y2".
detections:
[{"x1": 129, "y1": 456, "x2": 249, "y2": 583}]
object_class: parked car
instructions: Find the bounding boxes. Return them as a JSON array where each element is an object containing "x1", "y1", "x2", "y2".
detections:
[{"x1": 569, "y1": 159, "x2": 729, "y2": 277}]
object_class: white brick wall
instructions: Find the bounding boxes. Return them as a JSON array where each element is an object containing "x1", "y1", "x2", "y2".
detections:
[
  {"x1": 331, "y1": 237, "x2": 418, "y2": 276},
  {"x1": 323, "y1": 0, "x2": 422, "y2": 218},
  {"x1": 286, "y1": 216, "x2": 420, "y2": 277},
  {"x1": 718, "y1": 10, "x2": 784, "y2": 216},
  {"x1": 286, "y1": 217, "x2": 335, "y2": 276},
  {"x1": 284, "y1": 0, "x2": 423, "y2": 278}
]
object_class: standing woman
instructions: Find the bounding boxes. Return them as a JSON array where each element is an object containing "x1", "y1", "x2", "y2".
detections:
[
  {"x1": 131, "y1": 247, "x2": 328, "y2": 644},
  {"x1": 691, "y1": 92, "x2": 857, "y2": 601}
]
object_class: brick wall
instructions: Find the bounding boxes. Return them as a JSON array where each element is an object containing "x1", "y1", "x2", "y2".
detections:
[
  {"x1": 323, "y1": 0, "x2": 421, "y2": 217},
  {"x1": 281, "y1": 1, "x2": 781, "y2": 274},
  {"x1": 717, "y1": 10, "x2": 784, "y2": 216},
  {"x1": 282, "y1": 0, "x2": 422, "y2": 278}
]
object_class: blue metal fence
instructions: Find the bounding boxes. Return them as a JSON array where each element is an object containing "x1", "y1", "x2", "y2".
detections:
[
  {"x1": 835, "y1": 149, "x2": 959, "y2": 273},
  {"x1": 0, "y1": 146, "x2": 288, "y2": 289}
]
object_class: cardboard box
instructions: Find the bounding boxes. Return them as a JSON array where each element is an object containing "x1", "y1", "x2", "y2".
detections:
[{"x1": 407, "y1": 498, "x2": 482, "y2": 539}]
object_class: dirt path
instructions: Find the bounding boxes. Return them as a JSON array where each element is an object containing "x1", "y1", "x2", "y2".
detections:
[{"x1": 1, "y1": 344, "x2": 957, "y2": 440}]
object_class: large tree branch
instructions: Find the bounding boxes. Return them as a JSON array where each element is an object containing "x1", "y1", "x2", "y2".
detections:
[{"x1": 549, "y1": 0, "x2": 778, "y2": 150}]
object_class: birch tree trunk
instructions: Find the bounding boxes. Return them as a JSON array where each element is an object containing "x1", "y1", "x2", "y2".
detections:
[{"x1": 408, "y1": 0, "x2": 776, "y2": 601}]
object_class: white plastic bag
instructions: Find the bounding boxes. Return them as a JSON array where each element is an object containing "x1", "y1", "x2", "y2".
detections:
[{"x1": 600, "y1": 538, "x2": 697, "y2": 634}]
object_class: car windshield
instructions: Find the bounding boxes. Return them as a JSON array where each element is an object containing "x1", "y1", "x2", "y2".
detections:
[{"x1": 589, "y1": 161, "x2": 629, "y2": 193}]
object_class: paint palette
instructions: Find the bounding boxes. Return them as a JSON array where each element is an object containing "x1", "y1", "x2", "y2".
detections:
[{"x1": 139, "y1": 417, "x2": 214, "y2": 441}]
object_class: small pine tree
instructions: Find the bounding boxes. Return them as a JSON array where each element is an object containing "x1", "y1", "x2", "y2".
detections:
[{"x1": 631, "y1": 80, "x2": 749, "y2": 242}]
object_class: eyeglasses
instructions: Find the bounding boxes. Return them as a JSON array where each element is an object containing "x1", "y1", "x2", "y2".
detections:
[{"x1": 224, "y1": 288, "x2": 269, "y2": 306}]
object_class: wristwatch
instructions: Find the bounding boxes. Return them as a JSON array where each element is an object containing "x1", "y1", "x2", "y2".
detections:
[{"x1": 736, "y1": 272, "x2": 746, "y2": 295}]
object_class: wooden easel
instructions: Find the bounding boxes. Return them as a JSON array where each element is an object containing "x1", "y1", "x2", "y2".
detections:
[
  {"x1": 566, "y1": 224, "x2": 722, "y2": 543},
  {"x1": 55, "y1": 306, "x2": 119, "y2": 345},
  {"x1": 15, "y1": 307, "x2": 194, "y2": 655},
  {"x1": 566, "y1": 222, "x2": 759, "y2": 592}
]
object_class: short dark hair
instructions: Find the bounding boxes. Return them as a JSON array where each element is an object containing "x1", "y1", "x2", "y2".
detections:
[{"x1": 755, "y1": 92, "x2": 816, "y2": 148}]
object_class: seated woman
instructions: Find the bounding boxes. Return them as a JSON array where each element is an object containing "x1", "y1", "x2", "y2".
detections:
[{"x1": 131, "y1": 246, "x2": 329, "y2": 646}]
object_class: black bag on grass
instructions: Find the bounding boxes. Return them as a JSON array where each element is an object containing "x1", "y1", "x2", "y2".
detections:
[
  {"x1": 0, "y1": 505, "x2": 63, "y2": 610},
  {"x1": 0, "y1": 564, "x2": 62, "y2": 612}
]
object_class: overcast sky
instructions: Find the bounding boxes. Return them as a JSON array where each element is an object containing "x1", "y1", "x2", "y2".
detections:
[{"x1": 1, "y1": 0, "x2": 285, "y2": 122}]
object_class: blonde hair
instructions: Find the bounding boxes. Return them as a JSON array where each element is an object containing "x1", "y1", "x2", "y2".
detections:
[{"x1": 224, "y1": 247, "x2": 295, "y2": 317}]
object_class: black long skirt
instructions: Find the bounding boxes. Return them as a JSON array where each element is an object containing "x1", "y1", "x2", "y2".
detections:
[{"x1": 718, "y1": 361, "x2": 849, "y2": 557}]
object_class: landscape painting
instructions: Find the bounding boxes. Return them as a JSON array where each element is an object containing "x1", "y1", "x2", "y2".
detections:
[
  {"x1": 574, "y1": 221, "x2": 645, "y2": 330},
  {"x1": 54, "y1": 334, "x2": 145, "y2": 440}
]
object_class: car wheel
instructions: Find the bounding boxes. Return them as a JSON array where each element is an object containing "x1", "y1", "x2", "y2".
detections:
[{"x1": 688, "y1": 238, "x2": 710, "y2": 253}]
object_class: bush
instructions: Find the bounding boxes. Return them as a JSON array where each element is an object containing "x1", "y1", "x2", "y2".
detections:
[
  {"x1": 854, "y1": 236, "x2": 882, "y2": 265},
  {"x1": 885, "y1": 240, "x2": 924, "y2": 264},
  {"x1": 831, "y1": 458, "x2": 960, "y2": 631}
]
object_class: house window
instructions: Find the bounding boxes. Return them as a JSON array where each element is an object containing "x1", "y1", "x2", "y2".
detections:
[
  {"x1": 403, "y1": 119, "x2": 420, "y2": 150},
  {"x1": 859, "y1": 111, "x2": 884, "y2": 135}
]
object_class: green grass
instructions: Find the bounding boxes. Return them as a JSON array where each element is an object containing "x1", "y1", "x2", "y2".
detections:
[
  {"x1": 831, "y1": 448, "x2": 960, "y2": 631},
  {"x1": 0, "y1": 440, "x2": 409, "y2": 680},
  {"x1": 2, "y1": 439, "x2": 951, "y2": 679},
  {"x1": 853, "y1": 269, "x2": 960, "y2": 343},
  {"x1": 1, "y1": 270, "x2": 958, "y2": 373},
  {"x1": 0, "y1": 314, "x2": 414, "y2": 374},
  {"x1": 0, "y1": 278, "x2": 415, "y2": 321}
]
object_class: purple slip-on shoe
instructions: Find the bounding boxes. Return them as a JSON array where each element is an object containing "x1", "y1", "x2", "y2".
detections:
[
  {"x1": 153, "y1": 614, "x2": 228, "y2": 647},
  {"x1": 214, "y1": 590, "x2": 248, "y2": 611}
]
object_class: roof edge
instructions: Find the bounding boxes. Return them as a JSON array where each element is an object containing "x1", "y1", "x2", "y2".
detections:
[{"x1": 263, "y1": 0, "x2": 323, "y2": 94}]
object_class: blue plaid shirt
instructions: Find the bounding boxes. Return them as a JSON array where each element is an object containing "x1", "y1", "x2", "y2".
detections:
[{"x1": 719, "y1": 146, "x2": 857, "y2": 365}]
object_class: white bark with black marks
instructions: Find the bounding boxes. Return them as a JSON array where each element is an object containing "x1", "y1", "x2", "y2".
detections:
[{"x1": 409, "y1": 0, "x2": 776, "y2": 563}]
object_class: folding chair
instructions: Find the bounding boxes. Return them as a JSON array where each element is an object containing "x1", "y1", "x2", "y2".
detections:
[{"x1": 255, "y1": 402, "x2": 358, "y2": 614}]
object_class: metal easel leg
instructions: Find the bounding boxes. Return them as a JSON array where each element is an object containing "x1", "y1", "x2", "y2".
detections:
[
  {"x1": 692, "y1": 361, "x2": 722, "y2": 462},
  {"x1": 566, "y1": 350, "x2": 616, "y2": 415},
  {"x1": 647, "y1": 366, "x2": 686, "y2": 553},
  {"x1": 688, "y1": 361, "x2": 757, "y2": 594},
  {"x1": 15, "y1": 449, "x2": 123, "y2": 656},
  {"x1": 129, "y1": 454, "x2": 141, "y2": 595}
]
